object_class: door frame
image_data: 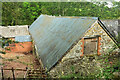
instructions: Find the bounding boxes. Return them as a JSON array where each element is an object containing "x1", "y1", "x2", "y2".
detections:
[{"x1": 80, "y1": 35, "x2": 101, "y2": 56}]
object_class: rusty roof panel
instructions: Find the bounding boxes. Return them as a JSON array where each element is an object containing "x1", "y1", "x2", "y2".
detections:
[{"x1": 29, "y1": 14, "x2": 97, "y2": 70}]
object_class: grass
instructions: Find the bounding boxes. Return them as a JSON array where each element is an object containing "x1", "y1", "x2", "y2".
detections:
[
  {"x1": 16, "y1": 56, "x2": 19, "y2": 59},
  {"x1": 61, "y1": 73, "x2": 97, "y2": 79},
  {"x1": 8, "y1": 59, "x2": 14, "y2": 61},
  {"x1": 94, "y1": 53, "x2": 120, "y2": 79},
  {"x1": 0, "y1": 63, "x2": 5, "y2": 65}
]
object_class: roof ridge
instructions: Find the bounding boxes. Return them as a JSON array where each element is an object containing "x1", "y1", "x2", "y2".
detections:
[{"x1": 40, "y1": 14, "x2": 98, "y2": 20}]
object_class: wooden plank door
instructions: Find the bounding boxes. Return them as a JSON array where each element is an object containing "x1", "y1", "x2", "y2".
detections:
[{"x1": 84, "y1": 38, "x2": 98, "y2": 54}]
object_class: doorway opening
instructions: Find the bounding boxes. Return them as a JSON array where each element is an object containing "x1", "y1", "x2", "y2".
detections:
[{"x1": 81, "y1": 36, "x2": 101, "y2": 56}]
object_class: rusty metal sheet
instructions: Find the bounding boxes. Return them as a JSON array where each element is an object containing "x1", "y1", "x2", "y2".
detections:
[{"x1": 29, "y1": 14, "x2": 97, "y2": 70}]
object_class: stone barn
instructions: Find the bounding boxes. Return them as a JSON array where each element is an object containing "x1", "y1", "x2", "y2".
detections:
[{"x1": 29, "y1": 15, "x2": 119, "y2": 72}]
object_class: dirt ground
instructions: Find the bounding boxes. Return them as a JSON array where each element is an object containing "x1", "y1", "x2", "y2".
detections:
[{"x1": 0, "y1": 52, "x2": 41, "y2": 78}]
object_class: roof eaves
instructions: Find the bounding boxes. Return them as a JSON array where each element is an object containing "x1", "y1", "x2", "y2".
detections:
[{"x1": 98, "y1": 18, "x2": 118, "y2": 47}]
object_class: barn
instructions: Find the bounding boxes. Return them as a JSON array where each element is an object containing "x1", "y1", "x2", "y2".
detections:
[{"x1": 29, "y1": 15, "x2": 119, "y2": 72}]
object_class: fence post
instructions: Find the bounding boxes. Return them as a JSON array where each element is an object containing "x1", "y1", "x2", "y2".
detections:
[
  {"x1": 24, "y1": 67, "x2": 28, "y2": 80},
  {"x1": 12, "y1": 67, "x2": 15, "y2": 80},
  {"x1": 1, "y1": 67, "x2": 4, "y2": 80}
]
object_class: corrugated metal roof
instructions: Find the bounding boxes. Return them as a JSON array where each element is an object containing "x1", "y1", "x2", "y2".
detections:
[
  {"x1": 0, "y1": 25, "x2": 29, "y2": 38},
  {"x1": 15, "y1": 35, "x2": 32, "y2": 42},
  {"x1": 101, "y1": 20, "x2": 119, "y2": 40},
  {"x1": 29, "y1": 14, "x2": 98, "y2": 70}
]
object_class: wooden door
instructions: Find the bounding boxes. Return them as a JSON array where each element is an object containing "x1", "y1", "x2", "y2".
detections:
[{"x1": 84, "y1": 38, "x2": 98, "y2": 54}]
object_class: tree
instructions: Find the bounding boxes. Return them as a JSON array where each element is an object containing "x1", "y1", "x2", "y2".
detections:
[{"x1": 2, "y1": 2, "x2": 120, "y2": 26}]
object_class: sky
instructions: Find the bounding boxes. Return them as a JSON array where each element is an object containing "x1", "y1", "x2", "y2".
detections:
[
  {"x1": 92, "y1": 0, "x2": 120, "y2": 8},
  {"x1": 106, "y1": 2, "x2": 116, "y2": 8},
  {"x1": 114, "y1": 0, "x2": 120, "y2": 2}
]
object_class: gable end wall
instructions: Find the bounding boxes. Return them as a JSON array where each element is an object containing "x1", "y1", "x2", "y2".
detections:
[
  {"x1": 62, "y1": 21, "x2": 117, "y2": 61},
  {"x1": 49, "y1": 21, "x2": 118, "y2": 76}
]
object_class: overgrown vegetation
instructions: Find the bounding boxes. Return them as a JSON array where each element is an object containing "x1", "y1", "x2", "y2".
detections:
[
  {"x1": 0, "y1": 51, "x2": 6, "y2": 54},
  {"x1": 57, "y1": 53, "x2": 120, "y2": 79},
  {"x1": 49, "y1": 44, "x2": 119, "y2": 79},
  {"x1": 96, "y1": 53, "x2": 120, "y2": 79},
  {"x1": 0, "y1": 38, "x2": 19, "y2": 54},
  {"x1": 1, "y1": 38, "x2": 19, "y2": 48}
]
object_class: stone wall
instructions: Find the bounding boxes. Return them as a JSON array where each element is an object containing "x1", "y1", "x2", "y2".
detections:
[
  {"x1": 84, "y1": 21, "x2": 117, "y2": 54},
  {"x1": 49, "y1": 56, "x2": 101, "y2": 78},
  {"x1": 61, "y1": 21, "x2": 117, "y2": 61},
  {"x1": 61, "y1": 39, "x2": 83, "y2": 61}
]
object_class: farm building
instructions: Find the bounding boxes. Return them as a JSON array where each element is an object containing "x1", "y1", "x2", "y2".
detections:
[
  {"x1": 29, "y1": 15, "x2": 119, "y2": 72},
  {"x1": 0, "y1": 25, "x2": 32, "y2": 53},
  {"x1": 0, "y1": 25, "x2": 29, "y2": 38}
]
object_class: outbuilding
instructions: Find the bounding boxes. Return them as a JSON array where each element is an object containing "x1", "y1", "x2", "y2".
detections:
[
  {"x1": 29, "y1": 15, "x2": 119, "y2": 71},
  {"x1": 0, "y1": 25, "x2": 32, "y2": 53}
]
